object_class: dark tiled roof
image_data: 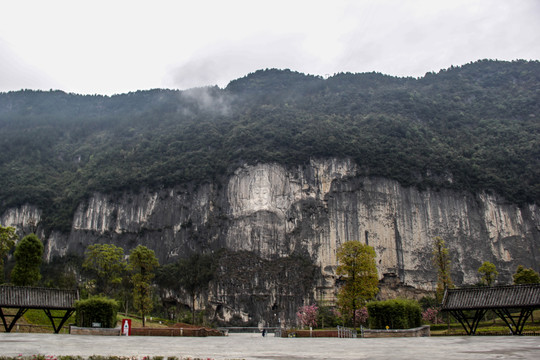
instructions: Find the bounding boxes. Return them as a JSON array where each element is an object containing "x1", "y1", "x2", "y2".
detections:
[
  {"x1": 0, "y1": 285, "x2": 78, "y2": 309},
  {"x1": 441, "y1": 284, "x2": 540, "y2": 310}
]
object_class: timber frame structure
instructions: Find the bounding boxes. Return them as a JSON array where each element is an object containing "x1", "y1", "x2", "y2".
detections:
[
  {"x1": 0, "y1": 285, "x2": 79, "y2": 333},
  {"x1": 441, "y1": 284, "x2": 540, "y2": 335}
]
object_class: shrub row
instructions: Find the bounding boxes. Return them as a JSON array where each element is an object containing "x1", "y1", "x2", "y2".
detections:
[
  {"x1": 75, "y1": 296, "x2": 118, "y2": 328},
  {"x1": 367, "y1": 299, "x2": 422, "y2": 329}
]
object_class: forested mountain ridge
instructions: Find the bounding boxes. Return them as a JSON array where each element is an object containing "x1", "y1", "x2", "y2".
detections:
[{"x1": 0, "y1": 59, "x2": 539, "y2": 232}]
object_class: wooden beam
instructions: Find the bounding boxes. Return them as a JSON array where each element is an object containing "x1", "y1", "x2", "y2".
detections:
[
  {"x1": 0, "y1": 307, "x2": 28, "y2": 333},
  {"x1": 449, "y1": 309, "x2": 486, "y2": 335},
  {"x1": 449, "y1": 310, "x2": 473, "y2": 335},
  {"x1": 493, "y1": 307, "x2": 534, "y2": 335},
  {"x1": 43, "y1": 308, "x2": 75, "y2": 334}
]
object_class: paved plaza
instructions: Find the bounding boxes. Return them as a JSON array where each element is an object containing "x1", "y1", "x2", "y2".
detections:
[{"x1": 0, "y1": 333, "x2": 539, "y2": 359}]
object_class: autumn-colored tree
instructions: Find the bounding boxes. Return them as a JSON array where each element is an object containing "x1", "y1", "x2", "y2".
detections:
[
  {"x1": 432, "y1": 236, "x2": 453, "y2": 303},
  {"x1": 0, "y1": 225, "x2": 18, "y2": 283},
  {"x1": 478, "y1": 261, "x2": 498, "y2": 286},
  {"x1": 129, "y1": 245, "x2": 159, "y2": 327},
  {"x1": 336, "y1": 241, "x2": 379, "y2": 329}
]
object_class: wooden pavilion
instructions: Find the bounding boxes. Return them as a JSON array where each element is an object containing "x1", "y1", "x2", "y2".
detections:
[
  {"x1": 441, "y1": 284, "x2": 540, "y2": 335},
  {"x1": 0, "y1": 285, "x2": 79, "y2": 333}
]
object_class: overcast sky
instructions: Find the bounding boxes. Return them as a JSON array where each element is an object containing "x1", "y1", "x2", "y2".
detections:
[{"x1": 1, "y1": 0, "x2": 539, "y2": 95}]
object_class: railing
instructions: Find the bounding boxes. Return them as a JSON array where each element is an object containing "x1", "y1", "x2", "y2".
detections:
[{"x1": 337, "y1": 325, "x2": 357, "y2": 338}]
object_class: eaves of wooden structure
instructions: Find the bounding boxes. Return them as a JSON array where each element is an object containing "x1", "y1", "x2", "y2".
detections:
[
  {"x1": 441, "y1": 284, "x2": 540, "y2": 335},
  {"x1": 0, "y1": 285, "x2": 79, "y2": 333}
]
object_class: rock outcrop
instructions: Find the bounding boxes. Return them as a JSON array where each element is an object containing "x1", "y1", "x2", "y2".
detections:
[{"x1": 2, "y1": 158, "x2": 539, "y2": 324}]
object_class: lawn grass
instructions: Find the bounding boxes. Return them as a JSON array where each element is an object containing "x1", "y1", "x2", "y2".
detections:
[
  {"x1": 21, "y1": 310, "x2": 170, "y2": 330},
  {"x1": 23, "y1": 309, "x2": 76, "y2": 326}
]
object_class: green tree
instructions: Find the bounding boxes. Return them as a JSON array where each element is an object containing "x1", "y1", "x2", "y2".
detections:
[
  {"x1": 40, "y1": 254, "x2": 81, "y2": 289},
  {"x1": 432, "y1": 236, "x2": 453, "y2": 303},
  {"x1": 336, "y1": 240, "x2": 379, "y2": 329},
  {"x1": 157, "y1": 253, "x2": 217, "y2": 324},
  {"x1": 0, "y1": 225, "x2": 18, "y2": 283},
  {"x1": 180, "y1": 253, "x2": 217, "y2": 325},
  {"x1": 513, "y1": 265, "x2": 540, "y2": 284},
  {"x1": 128, "y1": 245, "x2": 159, "y2": 327},
  {"x1": 316, "y1": 303, "x2": 339, "y2": 328},
  {"x1": 10, "y1": 233, "x2": 43, "y2": 286},
  {"x1": 478, "y1": 261, "x2": 498, "y2": 286},
  {"x1": 83, "y1": 243, "x2": 126, "y2": 296}
]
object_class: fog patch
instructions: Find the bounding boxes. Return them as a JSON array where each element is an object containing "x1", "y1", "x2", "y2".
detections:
[{"x1": 179, "y1": 86, "x2": 234, "y2": 117}]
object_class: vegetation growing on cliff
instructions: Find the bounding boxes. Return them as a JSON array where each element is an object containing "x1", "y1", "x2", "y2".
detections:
[
  {"x1": 157, "y1": 252, "x2": 219, "y2": 324},
  {"x1": 478, "y1": 261, "x2": 499, "y2": 286},
  {"x1": 513, "y1": 265, "x2": 540, "y2": 284},
  {"x1": 0, "y1": 60, "x2": 539, "y2": 231}
]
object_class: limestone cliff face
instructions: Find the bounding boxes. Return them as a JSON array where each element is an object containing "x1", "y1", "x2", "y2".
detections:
[
  {"x1": 2, "y1": 158, "x2": 539, "y2": 322},
  {"x1": 1, "y1": 205, "x2": 42, "y2": 230}
]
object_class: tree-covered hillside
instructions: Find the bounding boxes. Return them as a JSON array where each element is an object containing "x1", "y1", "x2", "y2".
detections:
[{"x1": 1, "y1": 59, "x2": 539, "y2": 232}]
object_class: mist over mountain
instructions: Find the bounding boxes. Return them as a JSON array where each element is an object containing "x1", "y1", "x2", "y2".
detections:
[{"x1": 1, "y1": 59, "x2": 539, "y2": 232}]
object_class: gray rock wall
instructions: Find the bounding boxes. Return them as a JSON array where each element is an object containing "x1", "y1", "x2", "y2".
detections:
[{"x1": 2, "y1": 158, "x2": 539, "y2": 323}]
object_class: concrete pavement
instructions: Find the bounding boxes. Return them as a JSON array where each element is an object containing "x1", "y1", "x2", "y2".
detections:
[{"x1": 0, "y1": 333, "x2": 539, "y2": 359}]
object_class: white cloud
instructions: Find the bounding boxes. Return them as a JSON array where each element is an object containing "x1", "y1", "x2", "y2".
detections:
[
  {"x1": 165, "y1": 33, "x2": 311, "y2": 89},
  {"x1": 0, "y1": 38, "x2": 58, "y2": 90},
  {"x1": 0, "y1": 0, "x2": 538, "y2": 94}
]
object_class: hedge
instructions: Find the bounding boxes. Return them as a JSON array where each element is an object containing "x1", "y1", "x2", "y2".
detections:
[
  {"x1": 367, "y1": 299, "x2": 422, "y2": 330},
  {"x1": 75, "y1": 296, "x2": 118, "y2": 328}
]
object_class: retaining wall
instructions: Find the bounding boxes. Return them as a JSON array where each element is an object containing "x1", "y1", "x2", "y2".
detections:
[
  {"x1": 280, "y1": 329, "x2": 339, "y2": 338},
  {"x1": 69, "y1": 326, "x2": 223, "y2": 336},
  {"x1": 279, "y1": 326, "x2": 430, "y2": 338},
  {"x1": 362, "y1": 325, "x2": 430, "y2": 338},
  {"x1": 131, "y1": 327, "x2": 223, "y2": 337},
  {"x1": 70, "y1": 326, "x2": 120, "y2": 336}
]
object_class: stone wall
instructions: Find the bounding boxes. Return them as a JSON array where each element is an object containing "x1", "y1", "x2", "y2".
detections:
[
  {"x1": 69, "y1": 326, "x2": 121, "y2": 336},
  {"x1": 130, "y1": 327, "x2": 223, "y2": 337},
  {"x1": 362, "y1": 325, "x2": 430, "y2": 338}
]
